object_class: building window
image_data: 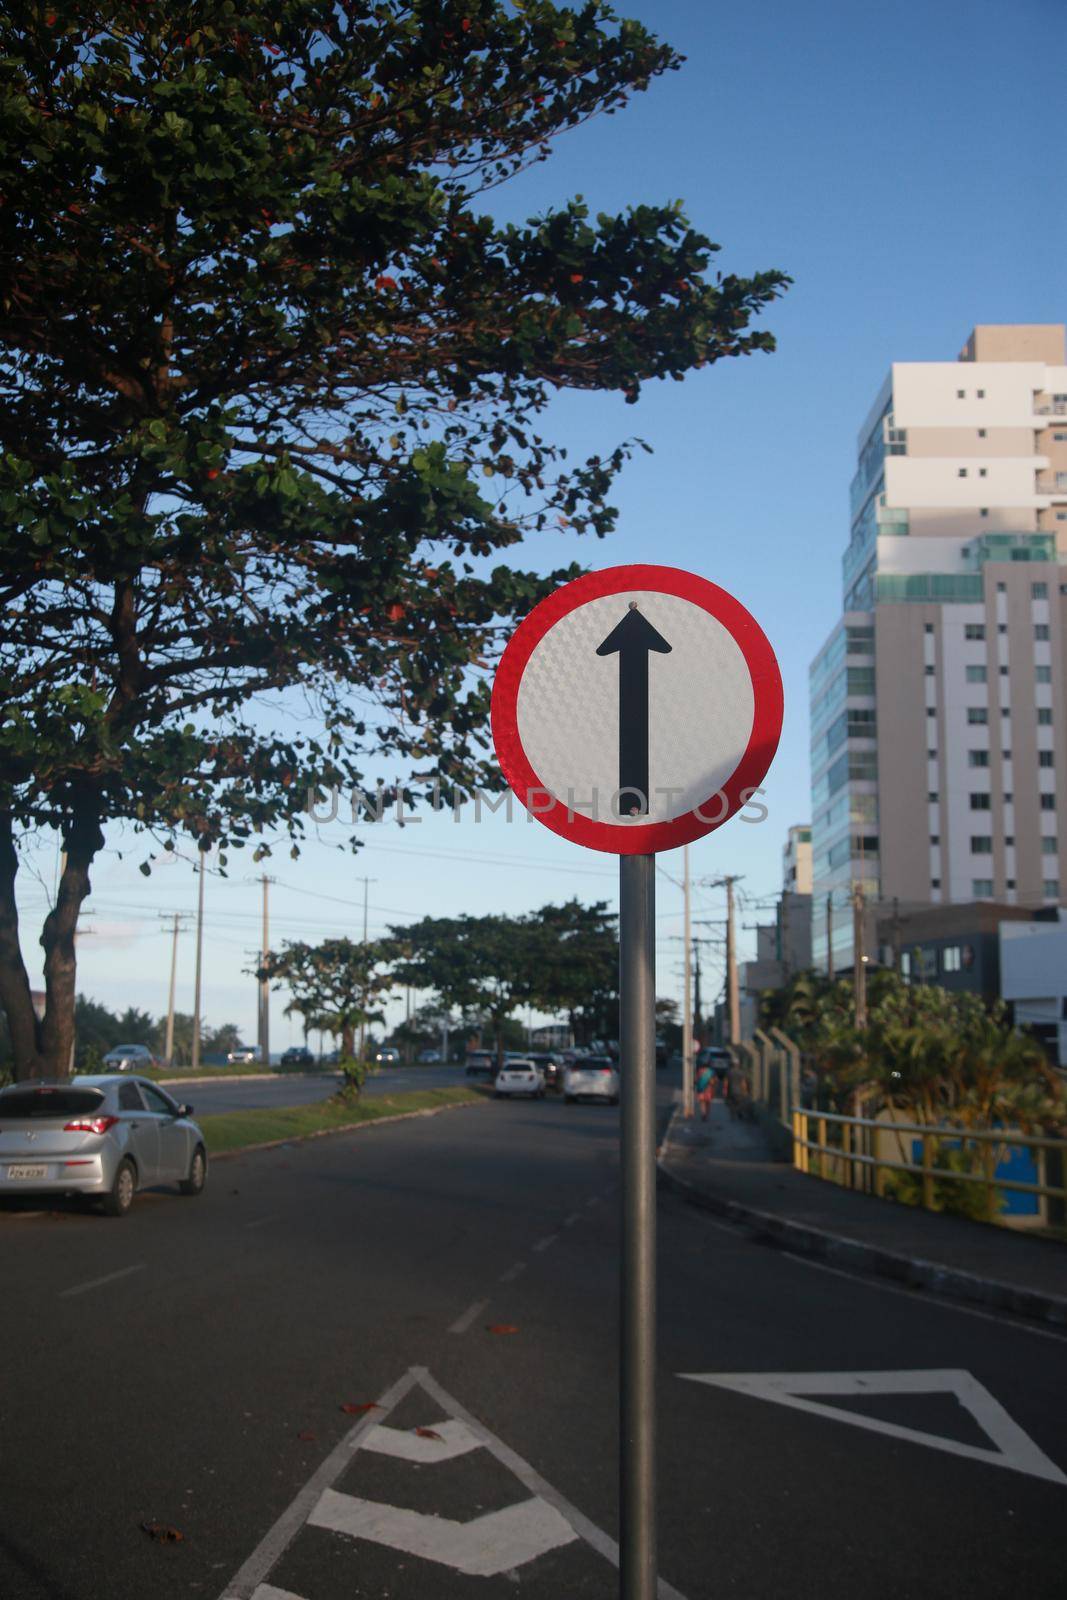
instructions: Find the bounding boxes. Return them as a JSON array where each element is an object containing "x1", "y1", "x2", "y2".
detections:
[
  {"x1": 979, "y1": 468, "x2": 987, "y2": 478},
  {"x1": 1038, "y1": 708, "x2": 1053, "y2": 724},
  {"x1": 1004, "y1": 791, "x2": 1013, "y2": 803},
  {"x1": 999, "y1": 665, "x2": 1009, "y2": 676},
  {"x1": 1032, "y1": 582, "x2": 1049, "y2": 598},
  {"x1": 924, "y1": 623, "x2": 934, "y2": 635},
  {"x1": 957, "y1": 389, "x2": 965, "y2": 399},
  {"x1": 1035, "y1": 624, "x2": 1051, "y2": 640},
  {"x1": 1040, "y1": 794, "x2": 1057, "y2": 810},
  {"x1": 927, "y1": 707, "x2": 938, "y2": 719},
  {"x1": 965, "y1": 665, "x2": 987, "y2": 683},
  {"x1": 1005, "y1": 835, "x2": 1015, "y2": 846},
  {"x1": 1001, "y1": 708, "x2": 1011, "y2": 719},
  {"x1": 1044, "y1": 880, "x2": 1060, "y2": 898},
  {"x1": 977, "y1": 389, "x2": 985, "y2": 399},
  {"x1": 930, "y1": 834, "x2": 940, "y2": 846},
  {"x1": 925, "y1": 664, "x2": 935, "y2": 676},
  {"x1": 1040, "y1": 751, "x2": 1055, "y2": 767},
  {"x1": 998, "y1": 623, "x2": 1008, "y2": 634},
  {"x1": 965, "y1": 624, "x2": 986, "y2": 641},
  {"x1": 942, "y1": 947, "x2": 962, "y2": 973},
  {"x1": 997, "y1": 582, "x2": 1006, "y2": 593},
  {"x1": 1042, "y1": 837, "x2": 1058, "y2": 854},
  {"x1": 980, "y1": 508, "x2": 989, "y2": 517},
  {"x1": 958, "y1": 468, "x2": 968, "y2": 478},
  {"x1": 928, "y1": 791, "x2": 939, "y2": 803},
  {"x1": 1006, "y1": 878, "x2": 1016, "y2": 889},
  {"x1": 970, "y1": 836, "x2": 993, "y2": 853},
  {"x1": 931, "y1": 878, "x2": 941, "y2": 890},
  {"x1": 1036, "y1": 666, "x2": 1052, "y2": 683},
  {"x1": 978, "y1": 428, "x2": 987, "y2": 438},
  {"x1": 968, "y1": 708, "x2": 988, "y2": 725},
  {"x1": 927, "y1": 748, "x2": 937, "y2": 759},
  {"x1": 972, "y1": 879, "x2": 994, "y2": 896},
  {"x1": 970, "y1": 794, "x2": 991, "y2": 810},
  {"x1": 969, "y1": 751, "x2": 989, "y2": 767},
  {"x1": 1003, "y1": 752, "x2": 1012, "y2": 763}
]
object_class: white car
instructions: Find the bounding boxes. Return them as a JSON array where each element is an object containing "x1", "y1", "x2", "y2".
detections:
[
  {"x1": 226, "y1": 1045, "x2": 260, "y2": 1065},
  {"x1": 563, "y1": 1055, "x2": 620, "y2": 1105},
  {"x1": 493, "y1": 1059, "x2": 546, "y2": 1099}
]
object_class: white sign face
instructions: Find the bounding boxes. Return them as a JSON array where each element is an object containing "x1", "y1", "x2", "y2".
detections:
[{"x1": 492, "y1": 564, "x2": 783, "y2": 855}]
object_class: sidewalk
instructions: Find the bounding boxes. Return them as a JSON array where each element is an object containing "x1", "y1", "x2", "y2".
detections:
[{"x1": 658, "y1": 1098, "x2": 1067, "y2": 1329}]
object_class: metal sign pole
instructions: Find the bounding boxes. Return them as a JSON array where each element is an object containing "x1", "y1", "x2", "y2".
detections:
[{"x1": 619, "y1": 852, "x2": 657, "y2": 1600}]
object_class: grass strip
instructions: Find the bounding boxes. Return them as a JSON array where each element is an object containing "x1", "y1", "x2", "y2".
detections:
[{"x1": 198, "y1": 1085, "x2": 482, "y2": 1155}]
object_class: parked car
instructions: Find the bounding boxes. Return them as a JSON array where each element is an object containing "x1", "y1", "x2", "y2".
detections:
[
  {"x1": 101, "y1": 1043, "x2": 156, "y2": 1074},
  {"x1": 0, "y1": 1076, "x2": 207, "y2": 1217},
  {"x1": 417, "y1": 1047, "x2": 442, "y2": 1064},
  {"x1": 280, "y1": 1046, "x2": 314, "y2": 1068},
  {"x1": 523, "y1": 1051, "x2": 564, "y2": 1090},
  {"x1": 464, "y1": 1050, "x2": 497, "y2": 1080},
  {"x1": 372, "y1": 1046, "x2": 400, "y2": 1065},
  {"x1": 226, "y1": 1045, "x2": 260, "y2": 1065},
  {"x1": 563, "y1": 1054, "x2": 620, "y2": 1105},
  {"x1": 493, "y1": 1060, "x2": 546, "y2": 1099}
]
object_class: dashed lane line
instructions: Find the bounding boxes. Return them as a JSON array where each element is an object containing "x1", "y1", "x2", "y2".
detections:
[
  {"x1": 59, "y1": 1263, "x2": 146, "y2": 1299},
  {"x1": 499, "y1": 1261, "x2": 526, "y2": 1283},
  {"x1": 448, "y1": 1297, "x2": 490, "y2": 1335},
  {"x1": 532, "y1": 1233, "x2": 559, "y2": 1252}
]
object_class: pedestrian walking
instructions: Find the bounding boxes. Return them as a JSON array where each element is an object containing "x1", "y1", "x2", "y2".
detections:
[{"x1": 695, "y1": 1058, "x2": 715, "y2": 1121}]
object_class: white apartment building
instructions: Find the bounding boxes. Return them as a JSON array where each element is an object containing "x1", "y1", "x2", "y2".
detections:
[{"x1": 811, "y1": 325, "x2": 1067, "y2": 972}]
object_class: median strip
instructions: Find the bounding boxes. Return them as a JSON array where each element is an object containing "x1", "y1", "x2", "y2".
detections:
[{"x1": 198, "y1": 1086, "x2": 483, "y2": 1157}]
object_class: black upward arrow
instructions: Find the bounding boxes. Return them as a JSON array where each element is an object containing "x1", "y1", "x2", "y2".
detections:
[{"x1": 596, "y1": 604, "x2": 672, "y2": 815}]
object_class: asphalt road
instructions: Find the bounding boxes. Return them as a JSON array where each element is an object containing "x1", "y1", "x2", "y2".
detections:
[
  {"x1": 164, "y1": 1062, "x2": 469, "y2": 1114},
  {"x1": 3, "y1": 1073, "x2": 1066, "y2": 1600}
]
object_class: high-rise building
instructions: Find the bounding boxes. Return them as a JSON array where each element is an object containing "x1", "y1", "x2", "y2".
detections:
[
  {"x1": 782, "y1": 824, "x2": 812, "y2": 895},
  {"x1": 811, "y1": 325, "x2": 1067, "y2": 972}
]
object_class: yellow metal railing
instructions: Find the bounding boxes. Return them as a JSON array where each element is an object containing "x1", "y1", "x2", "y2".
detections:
[{"x1": 791, "y1": 1107, "x2": 1067, "y2": 1227}]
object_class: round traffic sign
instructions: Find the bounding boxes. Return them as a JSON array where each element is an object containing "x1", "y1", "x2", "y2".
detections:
[{"x1": 491, "y1": 564, "x2": 783, "y2": 854}]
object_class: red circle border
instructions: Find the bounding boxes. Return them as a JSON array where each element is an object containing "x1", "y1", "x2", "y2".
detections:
[{"x1": 490, "y1": 564, "x2": 784, "y2": 855}]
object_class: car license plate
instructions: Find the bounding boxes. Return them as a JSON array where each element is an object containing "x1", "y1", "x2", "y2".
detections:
[{"x1": 7, "y1": 1164, "x2": 47, "y2": 1180}]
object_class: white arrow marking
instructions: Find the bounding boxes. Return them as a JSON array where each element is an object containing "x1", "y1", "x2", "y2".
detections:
[
  {"x1": 680, "y1": 1369, "x2": 1067, "y2": 1487},
  {"x1": 310, "y1": 1487, "x2": 578, "y2": 1576},
  {"x1": 362, "y1": 1418, "x2": 480, "y2": 1464}
]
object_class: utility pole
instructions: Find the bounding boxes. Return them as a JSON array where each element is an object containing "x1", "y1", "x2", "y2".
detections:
[
  {"x1": 693, "y1": 944, "x2": 702, "y2": 1044},
  {"x1": 826, "y1": 891, "x2": 834, "y2": 982},
  {"x1": 355, "y1": 875, "x2": 376, "y2": 1059},
  {"x1": 160, "y1": 913, "x2": 190, "y2": 1067},
  {"x1": 706, "y1": 876, "x2": 743, "y2": 1047},
  {"x1": 191, "y1": 850, "x2": 207, "y2": 1071},
  {"x1": 681, "y1": 844, "x2": 694, "y2": 1118},
  {"x1": 852, "y1": 881, "x2": 867, "y2": 1028},
  {"x1": 259, "y1": 875, "x2": 274, "y2": 1067}
]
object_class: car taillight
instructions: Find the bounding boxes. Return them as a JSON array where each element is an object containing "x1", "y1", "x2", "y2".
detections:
[
  {"x1": 63, "y1": 1116, "x2": 119, "y2": 1135},
  {"x1": 600, "y1": 1066, "x2": 613, "y2": 1074}
]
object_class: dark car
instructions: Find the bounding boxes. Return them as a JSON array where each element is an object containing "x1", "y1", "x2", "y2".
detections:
[{"x1": 280, "y1": 1046, "x2": 314, "y2": 1068}]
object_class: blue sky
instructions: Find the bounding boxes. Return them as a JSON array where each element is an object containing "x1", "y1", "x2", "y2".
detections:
[{"x1": 18, "y1": 0, "x2": 1064, "y2": 1046}]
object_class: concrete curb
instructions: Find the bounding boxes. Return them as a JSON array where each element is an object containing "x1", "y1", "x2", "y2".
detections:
[
  {"x1": 209, "y1": 1095, "x2": 486, "y2": 1161},
  {"x1": 657, "y1": 1109, "x2": 1067, "y2": 1332},
  {"x1": 158, "y1": 1071, "x2": 331, "y2": 1087}
]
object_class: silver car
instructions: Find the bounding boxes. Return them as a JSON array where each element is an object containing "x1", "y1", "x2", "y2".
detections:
[
  {"x1": 101, "y1": 1042, "x2": 156, "y2": 1073},
  {"x1": 563, "y1": 1055, "x2": 620, "y2": 1105},
  {"x1": 0, "y1": 1076, "x2": 207, "y2": 1217}
]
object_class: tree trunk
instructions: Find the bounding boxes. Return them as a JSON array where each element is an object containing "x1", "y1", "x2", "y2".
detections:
[
  {"x1": 0, "y1": 811, "x2": 47, "y2": 1078},
  {"x1": 38, "y1": 806, "x2": 104, "y2": 1081},
  {"x1": 341, "y1": 1021, "x2": 355, "y2": 1059}
]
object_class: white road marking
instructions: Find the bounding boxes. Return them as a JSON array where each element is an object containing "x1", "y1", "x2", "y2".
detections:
[
  {"x1": 414, "y1": 1368, "x2": 689, "y2": 1600},
  {"x1": 563, "y1": 1212, "x2": 580, "y2": 1227},
  {"x1": 310, "y1": 1487, "x2": 578, "y2": 1576},
  {"x1": 219, "y1": 1368, "x2": 419, "y2": 1600},
  {"x1": 532, "y1": 1233, "x2": 558, "y2": 1252},
  {"x1": 585, "y1": 1195, "x2": 602, "y2": 1208},
  {"x1": 244, "y1": 1216, "x2": 276, "y2": 1230},
  {"x1": 448, "y1": 1297, "x2": 489, "y2": 1335},
  {"x1": 362, "y1": 1419, "x2": 480, "y2": 1464},
  {"x1": 680, "y1": 1369, "x2": 1067, "y2": 1487},
  {"x1": 499, "y1": 1261, "x2": 526, "y2": 1283},
  {"x1": 218, "y1": 1366, "x2": 690, "y2": 1600},
  {"x1": 783, "y1": 1251, "x2": 1067, "y2": 1343},
  {"x1": 59, "y1": 1263, "x2": 146, "y2": 1299}
]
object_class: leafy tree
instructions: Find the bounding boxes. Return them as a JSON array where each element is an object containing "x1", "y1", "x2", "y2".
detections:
[
  {"x1": 0, "y1": 1, "x2": 787, "y2": 1079},
  {"x1": 388, "y1": 913, "x2": 541, "y2": 1066},
  {"x1": 260, "y1": 937, "x2": 391, "y2": 1069},
  {"x1": 527, "y1": 899, "x2": 617, "y2": 1044}
]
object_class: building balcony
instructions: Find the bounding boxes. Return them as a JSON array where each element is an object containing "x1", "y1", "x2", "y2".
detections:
[{"x1": 1035, "y1": 401, "x2": 1067, "y2": 416}]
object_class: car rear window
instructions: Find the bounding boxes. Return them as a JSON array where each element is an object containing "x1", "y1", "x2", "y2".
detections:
[{"x1": 0, "y1": 1087, "x2": 105, "y2": 1119}]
